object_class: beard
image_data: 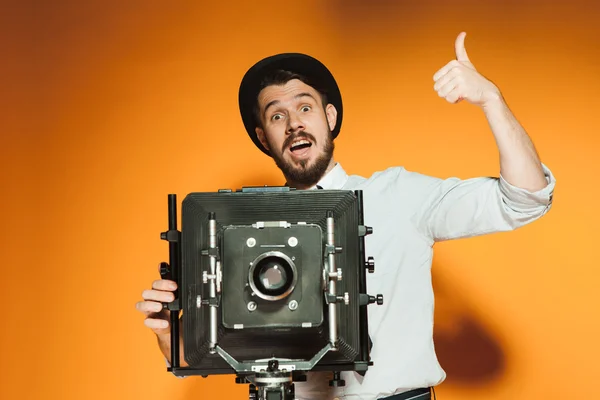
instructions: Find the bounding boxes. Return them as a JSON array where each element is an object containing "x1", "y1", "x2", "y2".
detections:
[{"x1": 268, "y1": 130, "x2": 335, "y2": 188}]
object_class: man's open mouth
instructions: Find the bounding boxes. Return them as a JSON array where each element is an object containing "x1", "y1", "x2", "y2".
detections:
[{"x1": 289, "y1": 139, "x2": 312, "y2": 154}]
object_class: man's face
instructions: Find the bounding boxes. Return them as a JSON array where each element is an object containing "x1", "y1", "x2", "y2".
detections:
[{"x1": 255, "y1": 79, "x2": 337, "y2": 188}]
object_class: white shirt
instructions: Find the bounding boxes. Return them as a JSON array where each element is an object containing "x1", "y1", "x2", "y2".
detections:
[{"x1": 293, "y1": 163, "x2": 556, "y2": 400}]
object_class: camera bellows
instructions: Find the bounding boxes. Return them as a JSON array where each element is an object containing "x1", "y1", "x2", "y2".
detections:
[{"x1": 163, "y1": 186, "x2": 380, "y2": 395}]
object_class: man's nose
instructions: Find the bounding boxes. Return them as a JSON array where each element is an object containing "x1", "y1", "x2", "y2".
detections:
[{"x1": 286, "y1": 112, "x2": 305, "y2": 134}]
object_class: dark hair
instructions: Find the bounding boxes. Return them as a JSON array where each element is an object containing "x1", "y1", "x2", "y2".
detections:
[{"x1": 253, "y1": 69, "x2": 329, "y2": 128}]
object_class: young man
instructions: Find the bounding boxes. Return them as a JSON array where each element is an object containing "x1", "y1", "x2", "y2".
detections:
[{"x1": 136, "y1": 32, "x2": 555, "y2": 399}]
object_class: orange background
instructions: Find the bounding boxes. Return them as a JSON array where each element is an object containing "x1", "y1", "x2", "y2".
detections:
[{"x1": 3, "y1": 0, "x2": 599, "y2": 399}]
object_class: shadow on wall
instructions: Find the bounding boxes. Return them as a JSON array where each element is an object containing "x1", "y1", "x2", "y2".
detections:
[{"x1": 431, "y1": 265, "x2": 506, "y2": 386}]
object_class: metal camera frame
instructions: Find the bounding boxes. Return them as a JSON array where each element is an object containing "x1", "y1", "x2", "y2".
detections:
[{"x1": 157, "y1": 187, "x2": 383, "y2": 400}]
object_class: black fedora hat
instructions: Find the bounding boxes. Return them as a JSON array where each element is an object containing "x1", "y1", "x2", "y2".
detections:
[{"x1": 238, "y1": 53, "x2": 343, "y2": 156}]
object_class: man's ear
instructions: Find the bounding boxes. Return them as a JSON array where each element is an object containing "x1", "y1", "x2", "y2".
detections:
[
  {"x1": 255, "y1": 127, "x2": 270, "y2": 152},
  {"x1": 325, "y1": 104, "x2": 338, "y2": 132}
]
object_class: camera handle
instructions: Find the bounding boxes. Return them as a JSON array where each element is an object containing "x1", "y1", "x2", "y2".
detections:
[{"x1": 159, "y1": 194, "x2": 183, "y2": 368}]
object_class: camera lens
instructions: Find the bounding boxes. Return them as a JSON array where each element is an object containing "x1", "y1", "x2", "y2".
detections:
[
  {"x1": 249, "y1": 252, "x2": 297, "y2": 301},
  {"x1": 258, "y1": 260, "x2": 287, "y2": 291}
]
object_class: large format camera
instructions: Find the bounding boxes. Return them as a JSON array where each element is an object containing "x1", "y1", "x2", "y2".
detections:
[{"x1": 159, "y1": 186, "x2": 383, "y2": 400}]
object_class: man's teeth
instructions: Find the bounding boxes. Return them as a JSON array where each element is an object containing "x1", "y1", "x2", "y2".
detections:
[{"x1": 291, "y1": 140, "x2": 310, "y2": 150}]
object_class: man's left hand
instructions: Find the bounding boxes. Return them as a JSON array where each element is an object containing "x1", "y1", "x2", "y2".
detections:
[{"x1": 433, "y1": 32, "x2": 501, "y2": 107}]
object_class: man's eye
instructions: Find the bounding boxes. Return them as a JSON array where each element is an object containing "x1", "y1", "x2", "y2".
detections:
[
  {"x1": 301, "y1": 106, "x2": 311, "y2": 112},
  {"x1": 271, "y1": 114, "x2": 283, "y2": 121}
]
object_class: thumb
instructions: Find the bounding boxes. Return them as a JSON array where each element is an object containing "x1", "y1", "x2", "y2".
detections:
[{"x1": 454, "y1": 31, "x2": 470, "y2": 63}]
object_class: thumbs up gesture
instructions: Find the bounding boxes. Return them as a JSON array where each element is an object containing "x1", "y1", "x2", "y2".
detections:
[{"x1": 433, "y1": 32, "x2": 501, "y2": 107}]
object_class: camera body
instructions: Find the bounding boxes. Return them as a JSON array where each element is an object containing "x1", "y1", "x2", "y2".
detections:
[{"x1": 159, "y1": 187, "x2": 382, "y2": 399}]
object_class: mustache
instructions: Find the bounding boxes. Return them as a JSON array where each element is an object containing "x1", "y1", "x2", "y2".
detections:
[{"x1": 282, "y1": 132, "x2": 316, "y2": 153}]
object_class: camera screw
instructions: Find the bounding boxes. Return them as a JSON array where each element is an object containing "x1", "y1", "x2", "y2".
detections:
[
  {"x1": 247, "y1": 301, "x2": 257, "y2": 312},
  {"x1": 247, "y1": 237, "x2": 256, "y2": 247},
  {"x1": 366, "y1": 257, "x2": 375, "y2": 273},
  {"x1": 328, "y1": 268, "x2": 342, "y2": 281},
  {"x1": 203, "y1": 271, "x2": 216, "y2": 284},
  {"x1": 288, "y1": 237, "x2": 298, "y2": 247},
  {"x1": 336, "y1": 293, "x2": 350, "y2": 305},
  {"x1": 288, "y1": 300, "x2": 298, "y2": 311}
]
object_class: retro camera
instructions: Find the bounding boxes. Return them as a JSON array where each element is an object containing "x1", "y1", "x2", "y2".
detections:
[{"x1": 158, "y1": 187, "x2": 383, "y2": 400}]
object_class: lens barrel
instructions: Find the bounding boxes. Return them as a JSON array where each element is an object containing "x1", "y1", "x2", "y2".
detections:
[{"x1": 249, "y1": 251, "x2": 297, "y2": 301}]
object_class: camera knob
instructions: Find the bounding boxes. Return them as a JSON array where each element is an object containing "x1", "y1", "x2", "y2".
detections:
[
  {"x1": 329, "y1": 268, "x2": 342, "y2": 281},
  {"x1": 365, "y1": 257, "x2": 375, "y2": 273},
  {"x1": 364, "y1": 294, "x2": 384, "y2": 306},
  {"x1": 337, "y1": 292, "x2": 350, "y2": 305},
  {"x1": 359, "y1": 225, "x2": 374, "y2": 237},
  {"x1": 159, "y1": 262, "x2": 171, "y2": 279},
  {"x1": 202, "y1": 271, "x2": 208, "y2": 284}
]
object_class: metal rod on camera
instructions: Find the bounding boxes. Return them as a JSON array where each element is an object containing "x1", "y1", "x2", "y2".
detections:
[
  {"x1": 208, "y1": 212, "x2": 218, "y2": 352},
  {"x1": 326, "y1": 211, "x2": 338, "y2": 347},
  {"x1": 167, "y1": 194, "x2": 180, "y2": 368},
  {"x1": 355, "y1": 190, "x2": 370, "y2": 362}
]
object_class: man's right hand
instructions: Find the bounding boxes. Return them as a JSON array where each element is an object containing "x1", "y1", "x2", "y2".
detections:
[
  {"x1": 136, "y1": 278, "x2": 177, "y2": 336},
  {"x1": 136, "y1": 277, "x2": 188, "y2": 365}
]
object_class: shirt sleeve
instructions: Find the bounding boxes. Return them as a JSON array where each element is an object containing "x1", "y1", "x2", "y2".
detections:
[{"x1": 399, "y1": 164, "x2": 555, "y2": 243}]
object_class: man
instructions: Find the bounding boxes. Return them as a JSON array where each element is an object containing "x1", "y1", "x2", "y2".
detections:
[{"x1": 136, "y1": 32, "x2": 555, "y2": 399}]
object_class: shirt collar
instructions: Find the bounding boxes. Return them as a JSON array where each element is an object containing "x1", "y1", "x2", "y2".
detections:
[{"x1": 309, "y1": 163, "x2": 349, "y2": 190}]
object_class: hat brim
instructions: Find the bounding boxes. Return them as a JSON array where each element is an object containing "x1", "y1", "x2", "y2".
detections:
[{"x1": 238, "y1": 53, "x2": 343, "y2": 156}]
